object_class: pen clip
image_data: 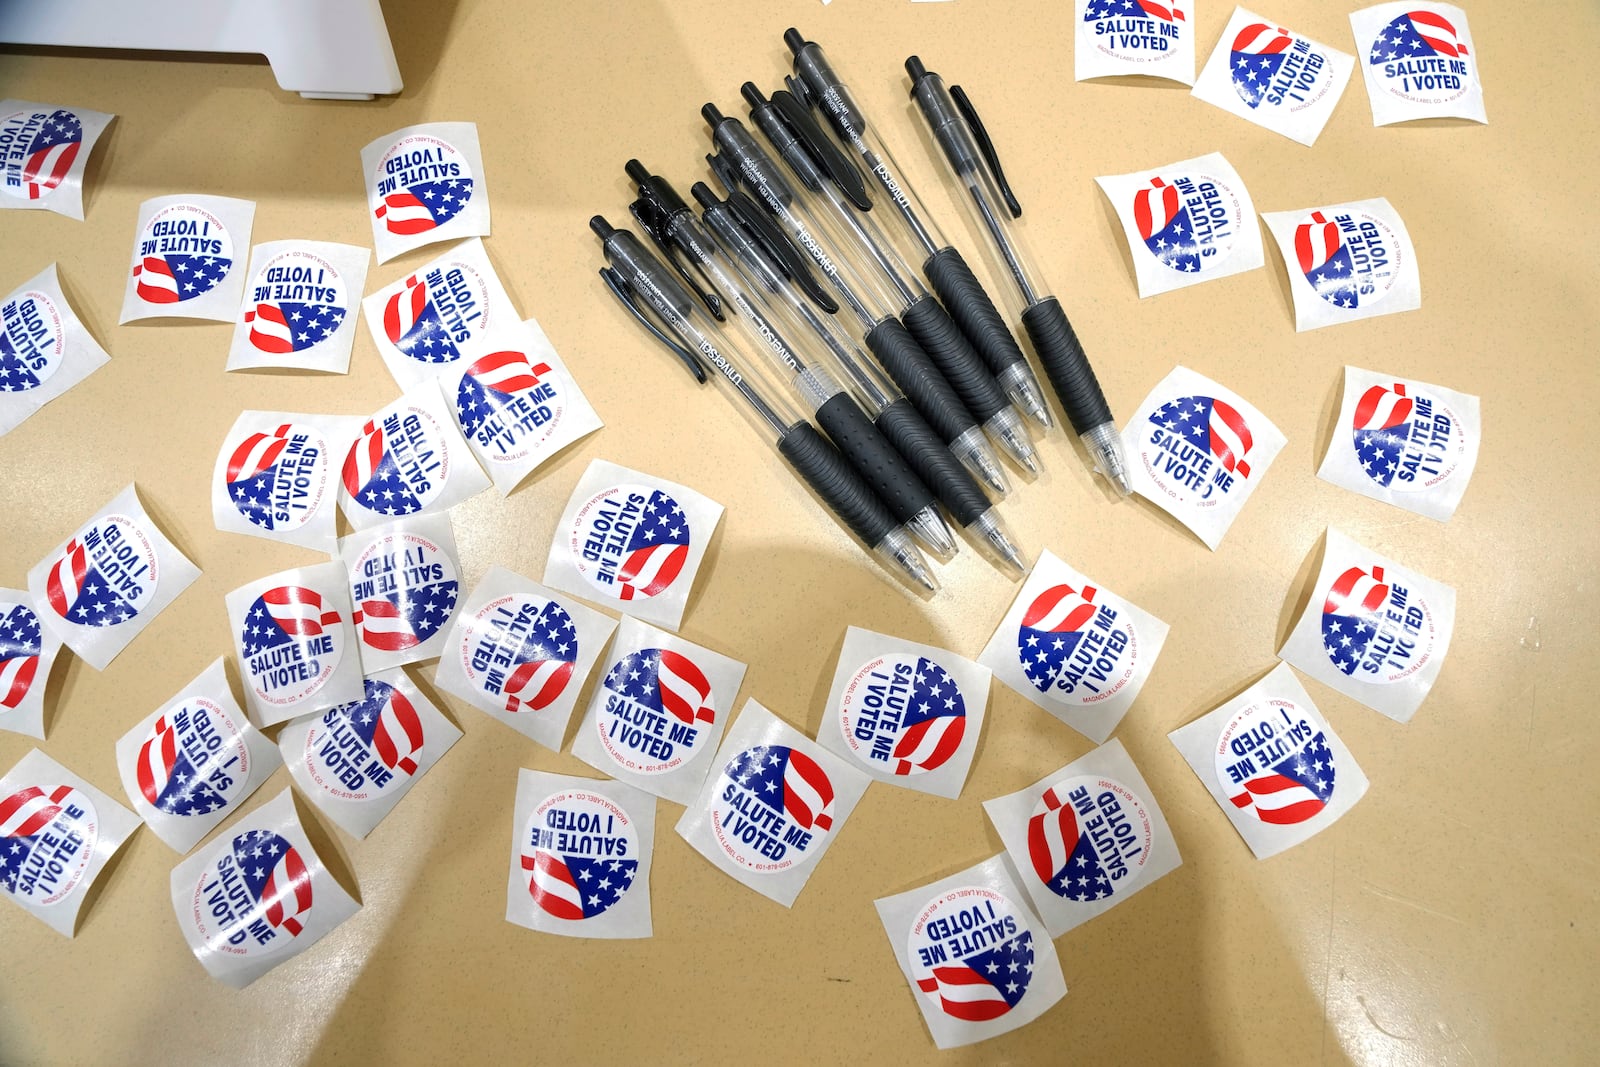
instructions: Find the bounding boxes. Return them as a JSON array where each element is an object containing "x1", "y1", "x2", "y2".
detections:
[
  {"x1": 725, "y1": 187, "x2": 839, "y2": 314},
  {"x1": 783, "y1": 72, "x2": 817, "y2": 113},
  {"x1": 628, "y1": 193, "x2": 725, "y2": 321},
  {"x1": 706, "y1": 149, "x2": 742, "y2": 199},
  {"x1": 770, "y1": 89, "x2": 871, "y2": 212},
  {"x1": 599, "y1": 266, "x2": 708, "y2": 384},
  {"x1": 949, "y1": 84, "x2": 1022, "y2": 218}
]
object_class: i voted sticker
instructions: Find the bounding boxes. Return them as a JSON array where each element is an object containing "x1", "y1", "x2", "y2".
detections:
[
  {"x1": 1351, "y1": 3, "x2": 1486, "y2": 125},
  {"x1": 362, "y1": 238, "x2": 516, "y2": 391},
  {"x1": 227, "y1": 561, "x2": 364, "y2": 727},
  {"x1": 520, "y1": 789, "x2": 639, "y2": 921},
  {"x1": 1190, "y1": 9, "x2": 1355, "y2": 146},
  {"x1": 346, "y1": 522, "x2": 461, "y2": 663},
  {"x1": 710, "y1": 743, "x2": 836, "y2": 874},
  {"x1": 1318, "y1": 368, "x2": 1479, "y2": 520},
  {"x1": 1075, "y1": 0, "x2": 1195, "y2": 85},
  {"x1": 362, "y1": 122, "x2": 491, "y2": 263},
  {"x1": 212, "y1": 411, "x2": 361, "y2": 550},
  {"x1": 1, "y1": 782, "x2": 98, "y2": 906},
  {"x1": 0, "y1": 101, "x2": 114, "y2": 220},
  {"x1": 0, "y1": 594, "x2": 58, "y2": 738},
  {"x1": 121, "y1": 195, "x2": 255, "y2": 322},
  {"x1": 345, "y1": 405, "x2": 452, "y2": 519},
  {"x1": 228, "y1": 241, "x2": 369, "y2": 374},
  {"x1": 0, "y1": 264, "x2": 110, "y2": 438},
  {"x1": 1261, "y1": 199, "x2": 1421, "y2": 331}
]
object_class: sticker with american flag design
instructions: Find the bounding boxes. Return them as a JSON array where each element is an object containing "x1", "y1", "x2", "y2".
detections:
[
  {"x1": 1278, "y1": 527, "x2": 1456, "y2": 723},
  {"x1": 115, "y1": 657, "x2": 280, "y2": 855},
  {"x1": 279, "y1": 667, "x2": 460, "y2": 840},
  {"x1": 226, "y1": 240, "x2": 370, "y2": 373},
  {"x1": 27, "y1": 483, "x2": 200, "y2": 671},
  {"x1": 337, "y1": 379, "x2": 490, "y2": 532},
  {"x1": 1, "y1": 747, "x2": 140, "y2": 938},
  {"x1": 1190, "y1": 8, "x2": 1354, "y2": 147},
  {"x1": 507, "y1": 770, "x2": 655, "y2": 940},
  {"x1": 170, "y1": 788, "x2": 359, "y2": 988},
  {"x1": 120, "y1": 194, "x2": 254, "y2": 323},
  {"x1": 875, "y1": 854, "x2": 1067, "y2": 1049},
  {"x1": 211, "y1": 410, "x2": 363, "y2": 551},
  {"x1": 676, "y1": 699, "x2": 871, "y2": 908},
  {"x1": 339, "y1": 513, "x2": 464, "y2": 671},
  {"x1": 1074, "y1": 0, "x2": 1196, "y2": 86},
  {"x1": 0, "y1": 586, "x2": 62, "y2": 740},
  {"x1": 0, "y1": 100, "x2": 114, "y2": 220},
  {"x1": 362, "y1": 122, "x2": 491, "y2": 263},
  {"x1": 0, "y1": 263, "x2": 110, "y2": 439},
  {"x1": 819, "y1": 626, "x2": 991, "y2": 799},
  {"x1": 1350, "y1": 3, "x2": 1486, "y2": 126},
  {"x1": 225, "y1": 561, "x2": 366, "y2": 727},
  {"x1": 1170, "y1": 662, "x2": 1369, "y2": 859},
  {"x1": 984, "y1": 738, "x2": 1181, "y2": 936},
  {"x1": 1317, "y1": 367, "x2": 1479, "y2": 521},
  {"x1": 1261, "y1": 199, "x2": 1421, "y2": 332},
  {"x1": 1121, "y1": 364, "x2": 1286, "y2": 550},
  {"x1": 545, "y1": 459, "x2": 722, "y2": 632}
]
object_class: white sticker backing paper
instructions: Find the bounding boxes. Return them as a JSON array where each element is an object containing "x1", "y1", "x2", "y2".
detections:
[
  {"x1": 570, "y1": 615, "x2": 748, "y2": 806},
  {"x1": 874, "y1": 854, "x2": 1068, "y2": 1049},
  {"x1": 339, "y1": 513, "x2": 464, "y2": 671},
  {"x1": 507, "y1": 769, "x2": 656, "y2": 940},
  {"x1": 0, "y1": 101, "x2": 114, "y2": 220},
  {"x1": 361, "y1": 238, "x2": 517, "y2": 392},
  {"x1": 278, "y1": 668, "x2": 461, "y2": 840},
  {"x1": 979, "y1": 549, "x2": 1168, "y2": 742},
  {"x1": 1191, "y1": 8, "x2": 1355, "y2": 146},
  {"x1": 1169, "y1": 662, "x2": 1368, "y2": 858},
  {"x1": 115, "y1": 657, "x2": 279, "y2": 855},
  {"x1": 226, "y1": 561, "x2": 366, "y2": 727},
  {"x1": 169, "y1": 788, "x2": 359, "y2": 988},
  {"x1": 0, "y1": 587, "x2": 62, "y2": 739},
  {"x1": 362, "y1": 122, "x2": 492, "y2": 263},
  {"x1": 1260, "y1": 198, "x2": 1420, "y2": 331},
  {"x1": 1317, "y1": 366, "x2": 1480, "y2": 521},
  {"x1": 0, "y1": 263, "x2": 111, "y2": 438},
  {"x1": 0, "y1": 748, "x2": 140, "y2": 937},
  {"x1": 448, "y1": 319, "x2": 603, "y2": 496},
  {"x1": 1096, "y1": 152, "x2": 1264, "y2": 298},
  {"x1": 544, "y1": 459, "x2": 723, "y2": 631},
  {"x1": 1122, "y1": 364, "x2": 1286, "y2": 550},
  {"x1": 339, "y1": 378, "x2": 490, "y2": 529},
  {"x1": 211, "y1": 410, "x2": 364, "y2": 551},
  {"x1": 226, "y1": 240, "x2": 371, "y2": 373},
  {"x1": 983, "y1": 738, "x2": 1181, "y2": 936},
  {"x1": 676, "y1": 699, "x2": 871, "y2": 908},
  {"x1": 433, "y1": 565, "x2": 616, "y2": 752},
  {"x1": 817, "y1": 626, "x2": 991, "y2": 799},
  {"x1": 27, "y1": 483, "x2": 200, "y2": 670},
  {"x1": 1075, "y1": 0, "x2": 1195, "y2": 85},
  {"x1": 120, "y1": 194, "x2": 255, "y2": 323},
  {"x1": 1349, "y1": 3, "x2": 1485, "y2": 126},
  {"x1": 1279, "y1": 527, "x2": 1456, "y2": 722}
]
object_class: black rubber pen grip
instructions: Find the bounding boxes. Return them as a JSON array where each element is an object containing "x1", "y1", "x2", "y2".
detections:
[
  {"x1": 777, "y1": 421, "x2": 898, "y2": 548},
  {"x1": 814, "y1": 392, "x2": 937, "y2": 527},
  {"x1": 877, "y1": 398, "x2": 991, "y2": 526},
  {"x1": 923, "y1": 246, "x2": 1029, "y2": 378},
  {"x1": 864, "y1": 315, "x2": 977, "y2": 444},
  {"x1": 900, "y1": 294, "x2": 1007, "y2": 423},
  {"x1": 1021, "y1": 296, "x2": 1112, "y2": 434}
]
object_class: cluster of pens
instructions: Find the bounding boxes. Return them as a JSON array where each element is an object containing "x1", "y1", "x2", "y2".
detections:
[{"x1": 591, "y1": 29, "x2": 1127, "y2": 592}]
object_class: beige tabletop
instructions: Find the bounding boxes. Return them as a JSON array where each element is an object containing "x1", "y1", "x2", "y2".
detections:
[{"x1": 2, "y1": 1, "x2": 1597, "y2": 1064}]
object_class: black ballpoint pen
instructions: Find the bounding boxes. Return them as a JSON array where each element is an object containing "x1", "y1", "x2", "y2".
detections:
[
  {"x1": 624, "y1": 160, "x2": 956, "y2": 560},
  {"x1": 591, "y1": 215, "x2": 937, "y2": 593},
  {"x1": 905, "y1": 58, "x2": 1132, "y2": 496},
  {"x1": 693, "y1": 179, "x2": 1026, "y2": 574},
  {"x1": 703, "y1": 100, "x2": 1035, "y2": 483},
  {"x1": 783, "y1": 28, "x2": 1055, "y2": 435}
]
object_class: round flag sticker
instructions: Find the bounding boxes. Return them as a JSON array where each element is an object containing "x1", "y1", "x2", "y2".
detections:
[
  {"x1": 0, "y1": 286, "x2": 66, "y2": 391},
  {"x1": 1350, "y1": 382, "x2": 1468, "y2": 494},
  {"x1": 1319, "y1": 562, "x2": 1440, "y2": 684},
  {"x1": 1026, "y1": 775, "x2": 1153, "y2": 902},
  {"x1": 1215, "y1": 698, "x2": 1336, "y2": 825},
  {"x1": 1017, "y1": 583, "x2": 1142, "y2": 705},
  {"x1": 520, "y1": 789, "x2": 639, "y2": 921},
  {"x1": 344, "y1": 406, "x2": 452, "y2": 518},
  {"x1": 710, "y1": 745, "x2": 834, "y2": 874},
  {"x1": 241, "y1": 248, "x2": 348, "y2": 355},
  {"x1": 223, "y1": 423, "x2": 332, "y2": 534},
  {"x1": 1367, "y1": 9, "x2": 1474, "y2": 105},
  {"x1": 0, "y1": 599, "x2": 46, "y2": 711},
  {"x1": 566, "y1": 484, "x2": 691, "y2": 603},
  {"x1": 349, "y1": 532, "x2": 460, "y2": 654},
  {"x1": 239, "y1": 586, "x2": 346, "y2": 706},
  {"x1": 455, "y1": 347, "x2": 564, "y2": 463},
  {"x1": 596, "y1": 647, "x2": 716, "y2": 775},
  {"x1": 0, "y1": 784, "x2": 98, "y2": 906},
  {"x1": 43, "y1": 514, "x2": 159, "y2": 628},
  {"x1": 134, "y1": 697, "x2": 252, "y2": 817},
  {"x1": 188, "y1": 829, "x2": 313, "y2": 956},
  {"x1": 300, "y1": 679, "x2": 427, "y2": 801},
  {"x1": 1141, "y1": 393, "x2": 1258, "y2": 507},
  {"x1": 0, "y1": 107, "x2": 83, "y2": 202},
  {"x1": 382, "y1": 260, "x2": 491, "y2": 367},
  {"x1": 1293, "y1": 210, "x2": 1404, "y2": 311},
  {"x1": 373, "y1": 134, "x2": 475, "y2": 237},
  {"x1": 132, "y1": 201, "x2": 235, "y2": 305},
  {"x1": 837, "y1": 653, "x2": 966, "y2": 776},
  {"x1": 907, "y1": 885, "x2": 1036, "y2": 1022},
  {"x1": 458, "y1": 594, "x2": 578, "y2": 714},
  {"x1": 1131, "y1": 170, "x2": 1244, "y2": 275}
]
